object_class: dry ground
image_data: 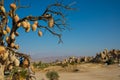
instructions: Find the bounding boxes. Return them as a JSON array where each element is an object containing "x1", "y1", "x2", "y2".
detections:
[{"x1": 35, "y1": 63, "x2": 120, "y2": 80}]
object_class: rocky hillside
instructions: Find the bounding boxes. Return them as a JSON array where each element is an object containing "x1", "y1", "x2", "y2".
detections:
[{"x1": 54, "y1": 49, "x2": 120, "y2": 65}]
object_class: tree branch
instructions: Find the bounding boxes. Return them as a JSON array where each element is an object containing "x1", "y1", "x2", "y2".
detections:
[
  {"x1": 0, "y1": 0, "x2": 75, "y2": 48},
  {"x1": 42, "y1": 2, "x2": 76, "y2": 15},
  {"x1": 0, "y1": 0, "x2": 4, "y2": 6},
  {"x1": 16, "y1": 0, "x2": 31, "y2": 9},
  {"x1": 38, "y1": 25, "x2": 63, "y2": 43}
]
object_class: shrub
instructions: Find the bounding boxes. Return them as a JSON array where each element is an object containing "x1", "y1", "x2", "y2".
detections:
[
  {"x1": 46, "y1": 71, "x2": 59, "y2": 80},
  {"x1": 72, "y1": 68, "x2": 79, "y2": 72},
  {"x1": 33, "y1": 61, "x2": 49, "y2": 69},
  {"x1": 19, "y1": 68, "x2": 27, "y2": 78},
  {"x1": 61, "y1": 63, "x2": 68, "y2": 68},
  {"x1": 105, "y1": 58, "x2": 114, "y2": 65}
]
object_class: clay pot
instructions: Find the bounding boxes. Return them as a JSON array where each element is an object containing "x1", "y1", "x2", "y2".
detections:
[
  {"x1": 14, "y1": 15, "x2": 19, "y2": 22},
  {"x1": 6, "y1": 37, "x2": 10, "y2": 44},
  {"x1": 9, "y1": 54, "x2": 16, "y2": 62},
  {"x1": 10, "y1": 43, "x2": 15, "y2": 48},
  {"x1": 11, "y1": 32, "x2": 15, "y2": 39},
  {"x1": 6, "y1": 26, "x2": 11, "y2": 33},
  {"x1": 8, "y1": 64, "x2": 13, "y2": 70},
  {"x1": 3, "y1": 30, "x2": 7, "y2": 35},
  {"x1": 22, "y1": 21, "x2": 27, "y2": 28},
  {"x1": 0, "y1": 46, "x2": 5, "y2": 50},
  {"x1": 6, "y1": 36, "x2": 9, "y2": 42},
  {"x1": 10, "y1": 3, "x2": 16, "y2": 10},
  {"x1": 0, "y1": 46, "x2": 6, "y2": 58},
  {"x1": 2, "y1": 51, "x2": 9, "y2": 61},
  {"x1": 48, "y1": 17, "x2": 54, "y2": 28},
  {"x1": 27, "y1": 21, "x2": 31, "y2": 28},
  {"x1": 0, "y1": 6, "x2": 5, "y2": 13},
  {"x1": 14, "y1": 58, "x2": 20, "y2": 66},
  {"x1": 38, "y1": 30, "x2": 42, "y2": 37},
  {"x1": 34, "y1": 21, "x2": 38, "y2": 25},
  {"x1": 32, "y1": 24, "x2": 37, "y2": 31},
  {"x1": 17, "y1": 23, "x2": 21, "y2": 27}
]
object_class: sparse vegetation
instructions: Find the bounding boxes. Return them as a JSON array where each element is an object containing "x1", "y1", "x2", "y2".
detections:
[
  {"x1": 72, "y1": 68, "x2": 79, "y2": 72},
  {"x1": 46, "y1": 71, "x2": 59, "y2": 80},
  {"x1": 19, "y1": 68, "x2": 28, "y2": 79},
  {"x1": 33, "y1": 61, "x2": 49, "y2": 70}
]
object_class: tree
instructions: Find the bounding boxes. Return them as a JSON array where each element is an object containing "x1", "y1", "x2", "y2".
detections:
[
  {"x1": 0, "y1": 0, "x2": 75, "y2": 48},
  {"x1": 0, "y1": 0, "x2": 75, "y2": 79}
]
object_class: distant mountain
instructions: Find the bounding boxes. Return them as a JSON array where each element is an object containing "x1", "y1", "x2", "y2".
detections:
[
  {"x1": 31, "y1": 49, "x2": 120, "y2": 64},
  {"x1": 31, "y1": 56, "x2": 69, "y2": 63}
]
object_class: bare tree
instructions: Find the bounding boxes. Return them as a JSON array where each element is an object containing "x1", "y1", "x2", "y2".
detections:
[
  {"x1": 0, "y1": 0, "x2": 75, "y2": 79},
  {"x1": 0, "y1": 0, "x2": 75, "y2": 49}
]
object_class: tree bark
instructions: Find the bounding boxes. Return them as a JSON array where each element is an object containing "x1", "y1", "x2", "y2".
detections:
[{"x1": 0, "y1": 64, "x2": 5, "y2": 80}]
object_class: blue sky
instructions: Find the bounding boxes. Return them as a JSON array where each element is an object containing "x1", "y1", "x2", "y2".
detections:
[{"x1": 5, "y1": 0, "x2": 120, "y2": 58}]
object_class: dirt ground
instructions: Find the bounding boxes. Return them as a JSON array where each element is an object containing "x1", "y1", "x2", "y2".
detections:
[{"x1": 35, "y1": 63, "x2": 120, "y2": 80}]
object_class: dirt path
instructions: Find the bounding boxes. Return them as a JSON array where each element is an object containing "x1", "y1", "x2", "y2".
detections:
[{"x1": 35, "y1": 64, "x2": 120, "y2": 80}]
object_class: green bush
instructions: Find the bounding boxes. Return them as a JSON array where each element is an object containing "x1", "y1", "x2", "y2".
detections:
[
  {"x1": 46, "y1": 71, "x2": 59, "y2": 80},
  {"x1": 19, "y1": 68, "x2": 27, "y2": 78},
  {"x1": 39, "y1": 63, "x2": 49, "y2": 69},
  {"x1": 105, "y1": 58, "x2": 114, "y2": 65}
]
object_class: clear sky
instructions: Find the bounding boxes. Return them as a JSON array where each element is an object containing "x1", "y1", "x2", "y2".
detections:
[{"x1": 5, "y1": 0, "x2": 120, "y2": 58}]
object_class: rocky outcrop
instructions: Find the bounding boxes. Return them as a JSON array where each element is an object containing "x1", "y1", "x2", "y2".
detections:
[
  {"x1": 93, "y1": 49, "x2": 120, "y2": 63},
  {"x1": 56, "y1": 49, "x2": 120, "y2": 65}
]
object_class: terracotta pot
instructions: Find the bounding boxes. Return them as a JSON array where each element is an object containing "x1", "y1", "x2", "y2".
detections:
[
  {"x1": 5, "y1": 36, "x2": 9, "y2": 42},
  {"x1": 0, "y1": 6, "x2": 5, "y2": 13},
  {"x1": 17, "y1": 23, "x2": 21, "y2": 27},
  {"x1": 11, "y1": 32, "x2": 15, "y2": 39},
  {"x1": 48, "y1": 17, "x2": 54, "y2": 28},
  {"x1": 6, "y1": 37, "x2": 10, "y2": 44},
  {"x1": 2, "y1": 51, "x2": 9, "y2": 61},
  {"x1": 27, "y1": 21, "x2": 31, "y2": 28},
  {"x1": 38, "y1": 30, "x2": 42, "y2": 37},
  {"x1": 8, "y1": 64, "x2": 13, "y2": 70},
  {"x1": 10, "y1": 43, "x2": 15, "y2": 48},
  {"x1": 3, "y1": 30, "x2": 7, "y2": 35},
  {"x1": 14, "y1": 15, "x2": 19, "y2": 22},
  {"x1": 34, "y1": 21, "x2": 38, "y2": 25},
  {"x1": 6, "y1": 26, "x2": 11, "y2": 33},
  {"x1": 32, "y1": 24, "x2": 37, "y2": 31},
  {"x1": 9, "y1": 54, "x2": 16, "y2": 62},
  {"x1": 0, "y1": 46, "x2": 6, "y2": 57},
  {"x1": 14, "y1": 58, "x2": 20, "y2": 66},
  {"x1": 22, "y1": 21, "x2": 27, "y2": 28},
  {"x1": 10, "y1": 3, "x2": 16, "y2": 10}
]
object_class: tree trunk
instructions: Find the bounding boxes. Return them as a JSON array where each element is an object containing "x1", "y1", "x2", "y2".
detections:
[{"x1": 0, "y1": 64, "x2": 5, "y2": 80}]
